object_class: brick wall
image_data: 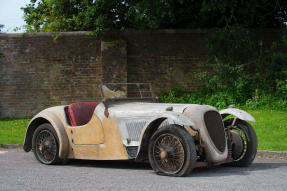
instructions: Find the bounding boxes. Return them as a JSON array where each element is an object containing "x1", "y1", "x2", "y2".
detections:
[
  {"x1": 0, "y1": 30, "x2": 282, "y2": 118},
  {"x1": 0, "y1": 32, "x2": 102, "y2": 118},
  {"x1": 122, "y1": 30, "x2": 209, "y2": 93}
]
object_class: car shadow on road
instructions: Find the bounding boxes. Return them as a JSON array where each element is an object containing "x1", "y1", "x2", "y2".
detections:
[
  {"x1": 65, "y1": 158, "x2": 287, "y2": 176},
  {"x1": 67, "y1": 159, "x2": 151, "y2": 170},
  {"x1": 189, "y1": 161, "x2": 287, "y2": 177}
]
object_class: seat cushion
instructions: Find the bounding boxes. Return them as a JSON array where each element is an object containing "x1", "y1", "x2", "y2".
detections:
[{"x1": 66, "y1": 102, "x2": 100, "y2": 126}]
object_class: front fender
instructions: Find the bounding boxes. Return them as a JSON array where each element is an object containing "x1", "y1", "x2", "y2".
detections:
[
  {"x1": 23, "y1": 107, "x2": 70, "y2": 159},
  {"x1": 220, "y1": 108, "x2": 255, "y2": 122},
  {"x1": 155, "y1": 111, "x2": 195, "y2": 127},
  {"x1": 135, "y1": 112, "x2": 195, "y2": 161}
]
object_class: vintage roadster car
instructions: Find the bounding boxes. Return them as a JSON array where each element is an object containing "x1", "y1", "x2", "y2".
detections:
[{"x1": 23, "y1": 83, "x2": 257, "y2": 176}]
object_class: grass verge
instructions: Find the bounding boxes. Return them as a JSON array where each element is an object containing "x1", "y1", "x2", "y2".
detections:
[
  {"x1": 0, "y1": 118, "x2": 30, "y2": 145},
  {"x1": 247, "y1": 110, "x2": 287, "y2": 151},
  {"x1": 0, "y1": 110, "x2": 286, "y2": 151}
]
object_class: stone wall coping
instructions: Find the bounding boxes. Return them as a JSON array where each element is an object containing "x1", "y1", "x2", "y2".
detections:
[{"x1": 0, "y1": 28, "x2": 283, "y2": 38}]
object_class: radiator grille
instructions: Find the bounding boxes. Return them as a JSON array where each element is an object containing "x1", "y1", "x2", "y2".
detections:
[
  {"x1": 125, "y1": 119, "x2": 148, "y2": 141},
  {"x1": 204, "y1": 111, "x2": 226, "y2": 152},
  {"x1": 125, "y1": 119, "x2": 170, "y2": 141}
]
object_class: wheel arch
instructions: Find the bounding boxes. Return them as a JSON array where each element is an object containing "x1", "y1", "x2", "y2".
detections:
[
  {"x1": 135, "y1": 112, "x2": 195, "y2": 161},
  {"x1": 23, "y1": 111, "x2": 70, "y2": 159},
  {"x1": 23, "y1": 117, "x2": 50, "y2": 152}
]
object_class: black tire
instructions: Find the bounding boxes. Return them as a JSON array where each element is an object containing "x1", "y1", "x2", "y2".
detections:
[
  {"x1": 32, "y1": 123, "x2": 60, "y2": 165},
  {"x1": 148, "y1": 125, "x2": 196, "y2": 177},
  {"x1": 225, "y1": 119, "x2": 258, "y2": 167}
]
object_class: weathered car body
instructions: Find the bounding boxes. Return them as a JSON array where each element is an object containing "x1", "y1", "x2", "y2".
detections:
[{"x1": 24, "y1": 83, "x2": 258, "y2": 176}]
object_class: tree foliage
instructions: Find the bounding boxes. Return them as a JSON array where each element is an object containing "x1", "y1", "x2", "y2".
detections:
[
  {"x1": 191, "y1": 26, "x2": 287, "y2": 109},
  {"x1": 22, "y1": 0, "x2": 287, "y2": 32},
  {"x1": 0, "y1": 24, "x2": 4, "y2": 33}
]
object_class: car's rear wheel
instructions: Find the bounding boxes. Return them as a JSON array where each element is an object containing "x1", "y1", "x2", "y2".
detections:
[
  {"x1": 148, "y1": 125, "x2": 196, "y2": 176},
  {"x1": 225, "y1": 119, "x2": 258, "y2": 167},
  {"x1": 32, "y1": 123, "x2": 60, "y2": 165}
]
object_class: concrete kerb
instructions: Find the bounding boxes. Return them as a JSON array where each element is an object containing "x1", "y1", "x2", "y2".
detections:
[
  {"x1": 0, "y1": 144, "x2": 23, "y2": 150},
  {"x1": 256, "y1": 150, "x2": 287, "y2": 160},
  {"x1": 0, "y1": 144, "x2": 287, "y2": 160}
]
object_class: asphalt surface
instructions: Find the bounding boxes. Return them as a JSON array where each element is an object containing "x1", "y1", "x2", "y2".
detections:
[{"x1": 1, "y1": 149, "x2": 287, "y2": 191}]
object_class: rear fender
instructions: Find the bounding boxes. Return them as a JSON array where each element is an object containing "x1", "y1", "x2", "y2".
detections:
[
  {"x1": 23, "y1": 110, "x2": 69, "y2": 159},
  {"x1": 220, "y1": 108, "x2": 255, "y2": 122},
  {"x1": 135, "y1": 112, "x2": 195, "y2": 161}
]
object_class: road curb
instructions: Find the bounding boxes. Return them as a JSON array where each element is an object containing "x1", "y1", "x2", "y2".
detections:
[
  {"x1": 256, "y1": 150, "x2": 287, "y2": 160},
  {"x1": 0, "y1": 144, "x2": 23, "y2": 150},
  {"x1": 1, "y1": 144, "x2": 287, "y2": 160}
]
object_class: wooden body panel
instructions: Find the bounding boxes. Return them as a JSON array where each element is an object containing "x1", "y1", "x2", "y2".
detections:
[
  {"x1": 65, "y1": 115, "x2": 128, "y2": 160},
  {"x1": 71, "y1": 115, "x2": 104, "y2": 145}
]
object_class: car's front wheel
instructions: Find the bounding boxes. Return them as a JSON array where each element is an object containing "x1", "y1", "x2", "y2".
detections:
[
  {"x1": 148, "y1": 125, "x2": 196, "y2": 176},
  {"x1": 32, "y1": 123, "x2": 60, "y2": 165}
]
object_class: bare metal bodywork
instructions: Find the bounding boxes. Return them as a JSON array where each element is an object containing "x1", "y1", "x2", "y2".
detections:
[{"x1": 220, "y1": 108, "x2": 255, "y2": 122}]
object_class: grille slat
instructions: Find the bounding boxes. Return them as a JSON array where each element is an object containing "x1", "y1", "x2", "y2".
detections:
[{"x1": 204, "y1": 111, "x2": 226, "y2": 152}]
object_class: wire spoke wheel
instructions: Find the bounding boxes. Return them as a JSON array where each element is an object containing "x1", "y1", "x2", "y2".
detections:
[
  {"x1": 152, "y1": 133, "x2": 185, "y2": 174},
  {"x1": 32, "y1": 123, "x2": 60, "y2": 165},
  {"x1": 35, "y1": 130, "x2": 57, "y2": 164},
  {"x1": 149, "y1": 125, "x2": 196, "y2": 176}
]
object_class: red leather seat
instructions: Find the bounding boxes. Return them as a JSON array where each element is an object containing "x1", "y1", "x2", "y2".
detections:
[{"x1": 65, "y1": 102, "x2": 100, "y2": 126}]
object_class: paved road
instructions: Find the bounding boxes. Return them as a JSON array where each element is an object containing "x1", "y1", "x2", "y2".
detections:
[{"x1": 1, "y1": 149, "x2": 287, "y2": 191}]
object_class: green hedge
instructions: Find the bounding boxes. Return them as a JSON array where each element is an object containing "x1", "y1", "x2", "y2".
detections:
[{"x1": 160, "y1": 27, "x2": 287, "y2": 111}]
